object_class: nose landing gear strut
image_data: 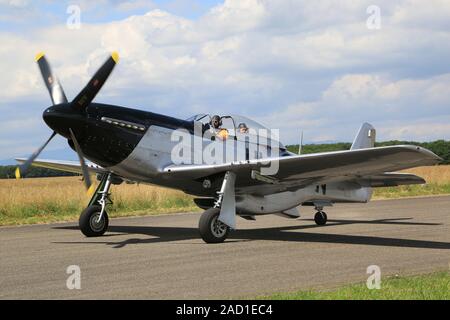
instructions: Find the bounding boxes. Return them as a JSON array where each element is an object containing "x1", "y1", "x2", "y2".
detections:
[{"x1": 79, "y1": 173, "x2": 114, "y2": 237}]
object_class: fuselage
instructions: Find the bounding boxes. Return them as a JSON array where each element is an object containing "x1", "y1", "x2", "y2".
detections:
[
  {"x1": 44, "y1": 103, "x2": 289, "y2": 193},
  {"x1": 43, "y1": 103, "x2": 372, "y2": 215}
]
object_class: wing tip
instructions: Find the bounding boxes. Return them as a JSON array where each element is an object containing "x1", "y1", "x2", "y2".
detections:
[
  {"x1": 390, "y1": 145, "x2": 442, "y2": 160},
  {"x1": 410, "y1": 145, "x2": 443, "y2": 163},
  {"x1": 35, "y1": 52, "x2": 45, "y2": 62}
]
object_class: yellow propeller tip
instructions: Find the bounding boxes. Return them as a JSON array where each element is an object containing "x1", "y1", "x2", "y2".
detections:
[
  {"x1": 15, "y1": 167, "x2": 21, "y2": 179},
  {"x1": 111, "y1": 51, "x2": 119, "y2": 63},
  {"x1": 35, "y1": 52, "x2": 45, "y2": 62},
  {"x1": 87, "y1": 184, "x2": 96, "y2": 197}
]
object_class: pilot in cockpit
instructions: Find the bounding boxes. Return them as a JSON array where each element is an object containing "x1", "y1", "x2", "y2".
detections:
[{"x1": 210, "y1": 115, "x2": 229, "y2": 140}]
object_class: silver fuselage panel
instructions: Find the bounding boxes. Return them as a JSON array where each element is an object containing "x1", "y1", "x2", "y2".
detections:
[{"x1": 107, "y1": 125, "x2": 373, "y2": 215}]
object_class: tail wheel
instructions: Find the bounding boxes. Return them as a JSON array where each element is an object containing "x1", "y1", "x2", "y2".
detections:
[
  {"x1": 79, "y1": 205, "x2": 109, "y2": 237},
  {"x1": 314, "y1": 211, "x2": 327, "y2": 226},
  {"x1": 199, "y1": 208, "x2": 230, "y2": 243}
]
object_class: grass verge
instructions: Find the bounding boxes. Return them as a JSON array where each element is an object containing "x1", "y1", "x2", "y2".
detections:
[
  {"x1": 372, "y1": 183, "x2": 450, "y2": 199},
  {"x1": 0, "y1": 176, "x2": 200, "y2": 225},
  {"x1": 261, "y1": 271, "x2": 450, "y2": 300}
]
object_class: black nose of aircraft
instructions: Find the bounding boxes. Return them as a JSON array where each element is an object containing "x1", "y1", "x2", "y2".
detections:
[{"x1": 43, "y1": 104, "x2": 85, "y2": 139}]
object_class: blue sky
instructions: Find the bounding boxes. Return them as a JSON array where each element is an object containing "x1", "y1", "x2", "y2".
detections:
[
  {"x1": 0, "y1": 0, "x2": 449, "y2": 162},
  {"x1": 0, "y1": 0, "x2": 222, "y2": 28}
]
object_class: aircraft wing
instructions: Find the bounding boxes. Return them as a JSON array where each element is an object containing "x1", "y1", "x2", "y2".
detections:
[
  {"x1": 163, "y1": 145, "x2": 441, "y2": 191},
  {"x1": 15, "y1": 158, "x2": 106, "y2": 175}
]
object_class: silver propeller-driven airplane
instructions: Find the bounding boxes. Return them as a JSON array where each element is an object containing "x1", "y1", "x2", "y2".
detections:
[{"x1": 16, "y1": 52, "x2": 442, "y2": 243}]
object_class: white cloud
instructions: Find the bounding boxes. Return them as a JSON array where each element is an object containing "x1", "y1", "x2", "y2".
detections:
[
  {"x1": 1, "y1": 0, "x2": 450, "y2": 158},
  {"x1": 258, "y1": 72, "x2": 450, "y2": 143},
  {"x1": 115, "y1": 0, "x2": 156, "y2": 12},
  {"x1": 391, "y1": 0, "x2": 450, "y2": 30},
  {"x1": 0, "y1": 0, "x2": 28, "y2": 7}
]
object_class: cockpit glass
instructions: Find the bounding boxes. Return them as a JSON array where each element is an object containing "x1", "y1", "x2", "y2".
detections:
[
  {"x1": 187, "y1": 114, "x2": 266, "y2": 129},
  {"x1": 186, "y1": 113, "x2": 284, "y2": 148},
  {"x1": 185, "y1": 114, "x2": 209, "y2": 122}
]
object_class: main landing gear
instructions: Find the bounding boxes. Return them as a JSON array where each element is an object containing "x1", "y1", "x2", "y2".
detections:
[
  {"x1": 79, "y1": 173, "x2": 113, "y2": 237},
  {"x1": 199, "y1": 208, "x2": 230, "y2": 243},
  {"x1": 199, "y1": 171, "x2": 235, "y2": 243}
]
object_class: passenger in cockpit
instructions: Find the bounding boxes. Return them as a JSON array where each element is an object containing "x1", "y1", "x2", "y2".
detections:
[{"x1": 238, "y1": 122, "x2": 249, "y2": 134}]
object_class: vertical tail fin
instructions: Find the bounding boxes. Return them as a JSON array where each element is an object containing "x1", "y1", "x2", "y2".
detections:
[{"x1": 351, "y1": 123, "x2": 376, "y2": 150}]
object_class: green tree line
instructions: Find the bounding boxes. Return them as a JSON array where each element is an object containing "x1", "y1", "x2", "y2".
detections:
[
  {"x1": 1, "y1": 139, "x2": 448, "y2": 178},
  {"x1": 0, "y1": 166, "x2": 78, "y2": 179},
  {"x1": 287, "y1": 140, "x2": 449, "y2": 164}
]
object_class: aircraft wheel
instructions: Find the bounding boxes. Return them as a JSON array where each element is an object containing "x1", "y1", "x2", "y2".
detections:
[
  {"x1": 199, "y1": 208, "x2": 230, "y2": 243},
  {"x1": 314, "y1": 211, "x2": 327, "y2": 226},
  {"x1": 79, "y1": 205, "x2": 109, "y2": 237}
]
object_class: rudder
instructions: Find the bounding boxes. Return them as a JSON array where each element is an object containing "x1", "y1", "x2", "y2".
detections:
[{"x1": 350, "y1": 123, "x2": 376, "y2": 150}]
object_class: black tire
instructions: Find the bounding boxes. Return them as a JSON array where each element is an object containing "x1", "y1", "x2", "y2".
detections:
[
  {"x1": 199, "y1": 208, "x2": 230, "y2": 243},
  {"x1": 79, "y1": 205, "x2": 109, "y2": 237},
  {"x1": 314, "y1": 211, "x2": 327, "y2": 226}
]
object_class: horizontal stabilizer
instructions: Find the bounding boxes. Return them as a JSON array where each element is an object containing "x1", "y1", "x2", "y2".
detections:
[
  {"x1": 356, "y1": 172, "x2": 426, "y2": 187},
  {"x1": 275, "y1": 207, "x2": 300, "y2": 219}
]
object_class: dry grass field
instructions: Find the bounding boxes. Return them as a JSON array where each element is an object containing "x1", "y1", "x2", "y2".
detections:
[
  {"x1": 0, "y1": 176, "x2": 198, "y2": 225},
  {"x1": 0, "y1": 165, "x2": 449, "y2": 225},
  {"x1": 372, "y1": 165, "x2": 450, "y2": 199}
]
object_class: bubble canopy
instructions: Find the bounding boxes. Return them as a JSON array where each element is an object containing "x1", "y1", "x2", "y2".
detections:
[
  {"x1": 185, "y1": 113, "x2": 285, "y2": 149},
  {"x1": 186, "y1": 114, "x2": 269, "y2": 129}
]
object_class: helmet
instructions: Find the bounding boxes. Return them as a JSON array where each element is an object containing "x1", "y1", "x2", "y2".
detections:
[{"x1": 210, "y1": 115, "x2": 222, "y2": 129}]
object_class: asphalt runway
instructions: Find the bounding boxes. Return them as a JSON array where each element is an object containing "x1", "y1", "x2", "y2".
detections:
[{"x1": 1, "y1": 196, "x2": 449, "y2": 299}]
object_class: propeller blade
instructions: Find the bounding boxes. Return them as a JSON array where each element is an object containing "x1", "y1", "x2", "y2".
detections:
[
  {"x1": 15, "y1": 131, "x2": 57, "y2": 179},
  {"x1": 71, "y1": 52, "x2": 119, "y2": 112},
  {"x1": 35, "y1": 52, "x2": 68, "y2": 105},
  {"x1": 68, "y1": 128, "x2": 95, "y2": 196}
]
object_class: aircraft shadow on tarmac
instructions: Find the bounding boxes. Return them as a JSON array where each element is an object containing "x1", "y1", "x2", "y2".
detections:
[{"x1": 53, "y1": 217, "x2": 450, "y2": 250}]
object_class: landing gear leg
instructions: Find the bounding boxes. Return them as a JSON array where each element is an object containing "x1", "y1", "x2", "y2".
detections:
[
  {"x1": 314, "y1": 206, "x2": 328, "y2": 226},
  {"x1": 199, "y1": 171, "x2": 236, "y2": 243},
  {"x1": 79, "y1": 173, "x2": 113, "y2": 237}
]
